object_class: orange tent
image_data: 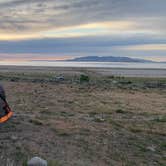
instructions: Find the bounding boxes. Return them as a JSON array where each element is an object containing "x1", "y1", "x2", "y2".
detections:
[{"x1": 0, "y1": 85, "x2": 13, "y2": 123}]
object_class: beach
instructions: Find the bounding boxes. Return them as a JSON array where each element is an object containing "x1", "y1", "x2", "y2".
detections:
[{"x1": 0, "y1": 66, "x2": 165, "y2": 165}]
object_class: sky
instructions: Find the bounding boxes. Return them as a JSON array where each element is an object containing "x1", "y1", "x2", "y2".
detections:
[{"x1": 0, "y1": 0, "x2": 166, "y2": 62}]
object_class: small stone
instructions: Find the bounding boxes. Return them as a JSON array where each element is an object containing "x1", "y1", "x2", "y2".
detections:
[
  {"x1": 112, "y1": 80, "x2": 118, "y2": 84},
  {"x1": 11, "y1": 135, "x2": 17, "y2": 141},
  {"x1": 147, "y1": 145, "x2": 156, "y2": 152},
  {"x1": 94, "y1": 117, "x2": 105, "y2": 122},
  {"x1": 55, "y1": 76, "x2": 64, "y2": 81},
  {"x1": 28, "y1": 157, "x2": 47, "y2": 166}
]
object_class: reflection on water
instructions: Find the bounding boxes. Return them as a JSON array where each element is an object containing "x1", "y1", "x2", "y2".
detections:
[{"x1": 0, "y1": 61, "x2": 166, "y2": 69}]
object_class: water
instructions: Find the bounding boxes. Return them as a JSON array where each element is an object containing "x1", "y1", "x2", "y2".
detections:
[{"x1": 0, "y1": 61, "x2": 166, "y2": 69}]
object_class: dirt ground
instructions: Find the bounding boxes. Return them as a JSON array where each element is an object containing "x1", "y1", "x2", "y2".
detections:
[{"x1": 0, "y1": 67, "x2": 166, "y2": 166}]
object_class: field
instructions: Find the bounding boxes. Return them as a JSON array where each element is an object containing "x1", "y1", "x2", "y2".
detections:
[{"x1": 0, "y1": 66, "x2": 166, "y2": 166}]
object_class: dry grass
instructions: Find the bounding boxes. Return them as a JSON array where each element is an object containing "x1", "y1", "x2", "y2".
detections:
[{"x1": 0, "y1": 67, "x2": 165, "y2": 166}]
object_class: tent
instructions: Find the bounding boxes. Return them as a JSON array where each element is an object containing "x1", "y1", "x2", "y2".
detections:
[{"x1": 0, "y1": 85, "x2": 13, "y2": 123}]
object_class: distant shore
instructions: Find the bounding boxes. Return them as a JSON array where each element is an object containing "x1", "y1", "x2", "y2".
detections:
[{"x1": 0, "y1": 65, "x2": 166, "y2": 78}]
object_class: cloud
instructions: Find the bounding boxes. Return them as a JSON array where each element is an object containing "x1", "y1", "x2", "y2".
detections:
[
  {"x1": 0, "y1": 35, "x2": 165, "y2": 61},
  {"x1": 0, "y1": 0, "x2": 166, "y2": 61},
  {"x1": 0, "y1": 0, "x2": 166, "y2": 35}
]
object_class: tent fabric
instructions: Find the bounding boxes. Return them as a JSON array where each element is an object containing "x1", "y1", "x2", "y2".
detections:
[
  {"x1": 0, "y1": 84, "x2": 6, "y2": 100},
  {"x1": 0, "y1": 84, "x2": 13, "y2": 123}
]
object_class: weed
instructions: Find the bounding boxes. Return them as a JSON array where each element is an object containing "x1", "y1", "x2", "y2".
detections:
[
  {"x1": 153, "y1": 115, "x2": 166, "y2": 123},
  {"x1": 129, "y1": 127, "x2": 142, "y2": 133},
  {"x1": 52, "y1": 128, "x2": 71, "y2": 137},
  {"x1": 116, "y1": 109, "x2": 125, "y2": 114},
  {"x1": 160, "y1": 142, "x2": 166, "y2": 150},
  {"x1": 48, "y1": 160, "x2": 62, "y2": 166},
  {"x1": 29, "y1": 119, "x2": 43, "y2": 126},
  {"x1": 94, "y1": 117, "x2": 105, "y2": 123},
  {"x1": 80, "y1": 74, "x2": 90, "y2": 83},
  {"x1": 109, "y1": 118, "x2": 122, "y2": 127}
]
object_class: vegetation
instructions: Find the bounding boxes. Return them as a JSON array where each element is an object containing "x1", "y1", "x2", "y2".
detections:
[
  {"x1": 79, "y1": 74, "x2": 90, "y2": 83},
  {"x1": 0, "y1": 67, "x2": 165, "y2": 165}
]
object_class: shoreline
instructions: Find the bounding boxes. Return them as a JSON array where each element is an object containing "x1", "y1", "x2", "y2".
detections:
[{"x1": 0, "y1": 65, "x2": 166, "y2": 78}]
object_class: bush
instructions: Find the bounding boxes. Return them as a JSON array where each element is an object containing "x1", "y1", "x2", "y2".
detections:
[
  {"x1": 116, "y1": 109, "x2": 125, "y2": 114},
  {"x1": 80, "y1": 74, "x2": 90, "y2": 83}
]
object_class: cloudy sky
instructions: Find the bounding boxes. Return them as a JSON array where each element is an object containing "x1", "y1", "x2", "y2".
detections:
[{"x1": 0, "y1": 0, "x2": 166, "y2": 62}]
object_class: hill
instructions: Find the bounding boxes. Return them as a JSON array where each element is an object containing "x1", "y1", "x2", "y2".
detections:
[{"x1": 67, "y1": 56, "x2": 153, "y2": 63}]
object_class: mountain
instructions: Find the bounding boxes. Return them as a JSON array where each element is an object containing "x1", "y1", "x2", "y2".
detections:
[{"x1": 66, "y1": 56, "x2": 153, "y2": 63}]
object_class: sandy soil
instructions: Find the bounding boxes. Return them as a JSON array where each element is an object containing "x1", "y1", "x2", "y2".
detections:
[{"x1": 0, "y1": 66, "x2": 165, "y2": 166}]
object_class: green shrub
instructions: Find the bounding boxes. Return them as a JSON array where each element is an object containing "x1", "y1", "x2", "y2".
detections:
[
  {"x1": 153, "y1": 115, "x2": 166, "y2": 122},
  {"x1": 116, "y1": 109, "x2": 125, "y2": 114},
  {"x1": 80, "y1": 74, "x2": 90, "y2": 83}
]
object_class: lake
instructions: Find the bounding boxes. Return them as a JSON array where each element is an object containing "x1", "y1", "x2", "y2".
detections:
[{"x1": 0, "y1": 61, "x2": 166, "y2": 69}]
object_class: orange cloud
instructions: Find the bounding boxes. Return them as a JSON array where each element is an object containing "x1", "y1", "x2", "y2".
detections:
[{"x1": 0, "y1": 21, "x2": 137, "y2": 40}]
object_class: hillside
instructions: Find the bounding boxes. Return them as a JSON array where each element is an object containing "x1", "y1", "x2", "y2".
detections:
[{"x1": 67, "y1": 56, "x2": 153, "y2": 63}]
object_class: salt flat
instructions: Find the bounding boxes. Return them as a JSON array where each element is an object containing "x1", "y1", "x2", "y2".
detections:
[{"x1": 0, "y1": 65, "x2": 166, "y2": 78}]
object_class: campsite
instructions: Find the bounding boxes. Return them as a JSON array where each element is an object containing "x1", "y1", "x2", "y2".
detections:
[{"x1": 0, "y1": 66, "x2": 165, "y2": 166}]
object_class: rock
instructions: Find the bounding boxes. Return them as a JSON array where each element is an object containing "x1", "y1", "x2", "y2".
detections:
[
  {"x1": 94, "y1": 117, "x2": 105, "y2": 122},
  {"x1": 11, "y1": 135, "x2": 18, "y2": 141},
  {"x1": 55, "y1": 76, "x2": 65, "y2": 81},
  {"x1": 112, "y1": 80, "x2": 118, "y2": 84},
  {"x1": 28, "y1": 157, "x2": 47, "y2": 166},
  {"x1": 147, "y1": 145, "x2": 156, "y2": 152}
]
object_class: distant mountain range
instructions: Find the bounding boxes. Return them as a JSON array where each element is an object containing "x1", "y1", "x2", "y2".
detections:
[{"x1": 66, "y1": 56, "x2": 154, "y2": 63}]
